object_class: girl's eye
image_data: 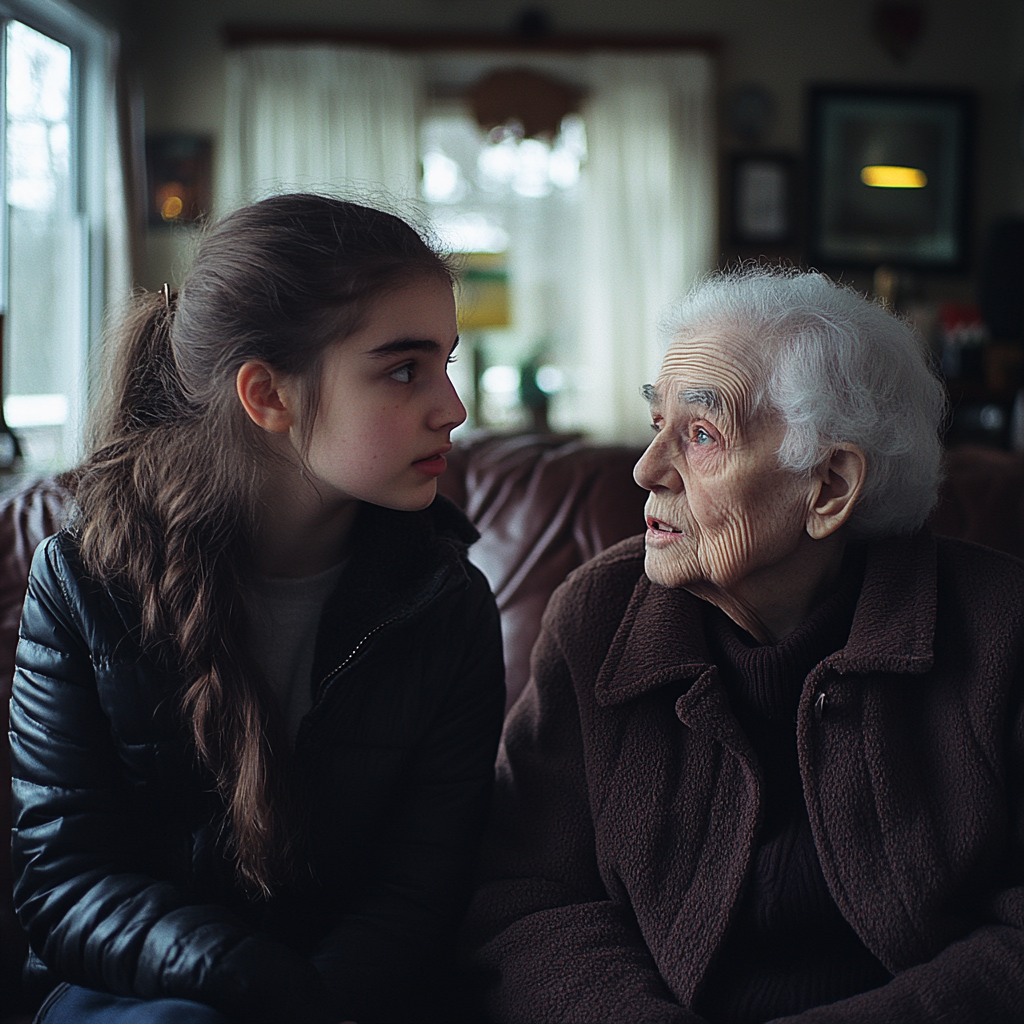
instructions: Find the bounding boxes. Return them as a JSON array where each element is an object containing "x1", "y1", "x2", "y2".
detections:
[
  {"x1": 447, "y1": 353, "x2": 458, "y2": 365},
  {"x1": 389, "y1": 364, "x2": 413, "y2": 383}
]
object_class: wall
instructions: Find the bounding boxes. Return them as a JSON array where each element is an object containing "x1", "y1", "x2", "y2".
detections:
[
  {"x1": 115, "y1": 0, "x2": 1024, "y2": 296},
  {"x1": 66, "y1": 0, "x2": 127, "y2": 30}
]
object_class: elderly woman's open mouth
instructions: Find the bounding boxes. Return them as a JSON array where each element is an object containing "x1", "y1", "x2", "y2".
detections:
[{"x1": 645, "y1": 516, "x2": 683, "y2": 537}]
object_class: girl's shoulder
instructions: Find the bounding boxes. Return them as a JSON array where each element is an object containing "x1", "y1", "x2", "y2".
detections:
[
  {"x1": 29, "y1": 530, "x2": 91, "y2": 612},
  {"x1": 27, "y1": 530, "x2": 144, "y2": 659}
]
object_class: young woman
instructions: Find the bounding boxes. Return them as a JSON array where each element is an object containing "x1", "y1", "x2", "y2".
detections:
[{"x1": 9, "y1": 195, "x2": 506, "y2": 1023}]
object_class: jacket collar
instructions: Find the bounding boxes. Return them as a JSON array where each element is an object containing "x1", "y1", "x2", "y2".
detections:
[
  {"x1": 829, "y1": 529, "x2": 936, "y2": 675},
  {"x1": 594, "y1": 576, "x2": 711, "y2": 707},
  {"x1": 594, "y1": 529, "x2": 938, "y2": 708},
  {"x1": 311, "y1": 495, "x2": 478, "y2": 682}
]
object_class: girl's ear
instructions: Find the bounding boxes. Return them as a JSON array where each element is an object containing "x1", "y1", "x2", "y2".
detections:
[{"x1": 236, "y1": 361, "x2": 296, "y2": 434}]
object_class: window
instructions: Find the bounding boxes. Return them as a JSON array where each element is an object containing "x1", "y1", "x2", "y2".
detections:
[
  {"x1": 223, "y1": 43, "x2": 716, "y2": 444},
  {"x1": 0, "y1": 0, "x2": 110, "y2": 472},
  {"x1": 420, "y1": 100, "x2": 588, "y2": 433}
]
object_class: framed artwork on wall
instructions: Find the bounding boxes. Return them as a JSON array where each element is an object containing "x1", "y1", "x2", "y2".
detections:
[
  {"x1": 730, "y1": 153, "x2": 796, "y2": 247},
  {"x1": 807, "y1": 86, "x2": 974, "y2": 270},
  {"x1": 145, "y1": 134, "x2": 212, "y2": 226}
]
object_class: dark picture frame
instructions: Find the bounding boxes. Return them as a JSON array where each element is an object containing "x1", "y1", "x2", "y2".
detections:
[
  {"x1": 730, "y1": 153, "x2": 797, "y2": 247},
  {"x1": 807, "y1": 86, "x2": 974, "y2": 270},
  {"x1": 145, "y1": 134, "x2": 213, "y2": 227}
]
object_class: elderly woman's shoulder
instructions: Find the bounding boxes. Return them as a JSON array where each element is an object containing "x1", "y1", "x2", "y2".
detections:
[
  {"x1": 568, "y1": 534, "x2": 647, "y2": 588},
  {"x1": 933, "y1": 533, "x2": 1024, "y2": 601},
  {"x1": 542, "y1": 535, "x2": 649, "y2": 630}
]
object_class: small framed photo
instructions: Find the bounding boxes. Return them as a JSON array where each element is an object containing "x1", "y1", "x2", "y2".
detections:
[
  {"x1": 145, "y1": 134, "x2": 213, "y2": 227},
  {"x1": 807, "y1": 87, "x2": 974, "y2": 270},
  {"x1": 730, "y1": 153, "x2": 796, "y2": 247}
]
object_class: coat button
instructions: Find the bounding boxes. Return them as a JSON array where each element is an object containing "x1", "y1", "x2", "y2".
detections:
[{"x1": 814, "y1": 691, "x2": 827, "y2": 720}]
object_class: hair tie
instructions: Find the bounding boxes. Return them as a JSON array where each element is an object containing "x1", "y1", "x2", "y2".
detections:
[{"x1": 158, "y1": 282, "x2": 186, "y2": 381}]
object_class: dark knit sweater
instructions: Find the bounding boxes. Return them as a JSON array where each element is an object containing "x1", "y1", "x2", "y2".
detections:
[{"x1": 695, "y1": 550, "x2": 891, "y2": 1023}]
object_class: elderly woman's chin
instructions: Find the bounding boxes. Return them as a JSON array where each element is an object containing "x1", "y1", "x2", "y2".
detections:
[
  {"x1": 643, "y1": 541, "x2": 697, "y2": 589},
  {"x1": 641, "y1": 514, "x2": 810, "y2": 598},
  {"x1": 641, "y1": 511, "x2": 713, "y2": 589}
]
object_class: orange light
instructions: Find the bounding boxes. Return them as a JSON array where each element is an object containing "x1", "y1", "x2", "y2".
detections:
[
  {"x1": 860, "y1": 165, "x2": 928, "y2": 188},
  {"x1": 160, "y1": 195, "x2": 184, "y2": 221}
]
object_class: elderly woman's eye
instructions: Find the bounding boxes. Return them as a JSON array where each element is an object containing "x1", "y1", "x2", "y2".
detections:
[{"x1": 694, "y1": 426, "x2": 713, "y2": 444}]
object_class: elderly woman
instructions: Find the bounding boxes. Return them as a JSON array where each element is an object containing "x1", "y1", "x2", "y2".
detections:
[{"x1": 464, "y1": 268, "x2": 1024, "y2": 1023}]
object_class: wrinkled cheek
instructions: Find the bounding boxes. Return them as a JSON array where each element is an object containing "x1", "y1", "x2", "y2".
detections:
[
  {"x1": 696, "y1": 517, "x2": 756, "y2": 587},
  {"x1": 698, "y1": 490, "x2": 804, "y2": 587}
]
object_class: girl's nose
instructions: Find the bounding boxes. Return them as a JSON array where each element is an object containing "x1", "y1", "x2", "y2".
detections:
[{"x1": 431, "y1": 373, "x2": 467, "y2": 432}]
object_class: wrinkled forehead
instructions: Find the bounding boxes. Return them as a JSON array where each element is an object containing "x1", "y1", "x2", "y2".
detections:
[{"x1": 650, "y1": 327, "x2": 769, "y2": 425}]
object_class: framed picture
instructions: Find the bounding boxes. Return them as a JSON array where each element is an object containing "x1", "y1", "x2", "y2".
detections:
[
  {"x1": 807, "y1": 87, "x2": 974, "y2": 270},
  {"x1": 730, "y1": 153, "x2": 796, "y2": 247},
  {"x1": 145, "y1": 134, "x2": 212, "y2": 226}
]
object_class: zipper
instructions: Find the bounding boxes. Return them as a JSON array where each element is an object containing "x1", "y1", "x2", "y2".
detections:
[
  {"x1": 296, "y1": 564, "x2": 462, "y2": 752},
  {"x1": 313, "y1": 615, "x2": 399, "y2": 699}
]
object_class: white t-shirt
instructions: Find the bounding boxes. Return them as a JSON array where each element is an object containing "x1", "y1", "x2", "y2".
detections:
[{"x1": 249, "y1": 561, "x2": 346, "y2": 745}]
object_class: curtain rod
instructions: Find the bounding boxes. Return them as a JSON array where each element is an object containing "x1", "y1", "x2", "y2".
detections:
[{"x1": 221, "y1": 25, "x2": 721, "y2": 54}]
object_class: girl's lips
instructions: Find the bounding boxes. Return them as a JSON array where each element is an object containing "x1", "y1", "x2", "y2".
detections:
[{"x1": 413, "y1": 453, "x2": 448, "y2": 477}]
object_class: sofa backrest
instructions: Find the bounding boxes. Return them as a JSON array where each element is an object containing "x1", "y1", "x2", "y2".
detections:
[
  {"x1": 438, "y1": 434, "x2": 648, "y2": 711},
  {"x1": 1, "y1": 436, "x2": 1023, "y2": 1005}
]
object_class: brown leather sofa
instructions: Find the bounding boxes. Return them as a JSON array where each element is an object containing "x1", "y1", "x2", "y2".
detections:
[{"x1": 2, "y1": 436, "x2": 1024, "y2": 1017}]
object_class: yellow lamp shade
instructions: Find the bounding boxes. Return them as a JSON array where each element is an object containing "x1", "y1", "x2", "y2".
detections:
[{"x1": 860, "y1": 165, "x2": 928, "y2": 189}]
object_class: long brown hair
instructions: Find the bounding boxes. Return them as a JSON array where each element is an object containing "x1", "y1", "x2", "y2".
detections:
[{"x1": 73, "y1": 195, "x2": 453, "y2": 896}]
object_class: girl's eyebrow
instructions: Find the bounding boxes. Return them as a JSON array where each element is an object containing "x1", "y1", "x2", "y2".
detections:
[{"x1": 367, "y1": 335, "x2": 460, "y2": 358}]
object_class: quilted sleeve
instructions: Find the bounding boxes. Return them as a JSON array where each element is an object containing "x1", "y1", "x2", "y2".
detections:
[{"x1": 10, "y1": 537, "x2": 332, "y2": 1023}]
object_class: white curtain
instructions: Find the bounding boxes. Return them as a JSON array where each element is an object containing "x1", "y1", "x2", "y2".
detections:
[
  {"x1": 220, "y1": 46, "x2": 422, "y2": 212},
  {"x1": 575, "y1": 53, "x2": 716, "y2": 444}
]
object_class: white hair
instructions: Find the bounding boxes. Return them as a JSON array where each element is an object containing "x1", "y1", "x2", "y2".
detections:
[{"x1": 660, "y1": 266, "x2": 948, "y2": 539}]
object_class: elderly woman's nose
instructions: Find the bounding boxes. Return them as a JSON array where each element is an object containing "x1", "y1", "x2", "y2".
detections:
[{"x1": 634, "y1": 435, "x2": 681, "y2": 492}]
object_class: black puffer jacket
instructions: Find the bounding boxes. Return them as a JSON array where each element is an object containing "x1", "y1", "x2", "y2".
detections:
[{"x1": 10, "y1": 496, "x2": 505, "y2": 1023}]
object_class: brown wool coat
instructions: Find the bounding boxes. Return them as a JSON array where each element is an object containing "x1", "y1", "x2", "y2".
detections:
[{"x1": 465, "y1": 531, "x2": 1024, "y2": 1023}]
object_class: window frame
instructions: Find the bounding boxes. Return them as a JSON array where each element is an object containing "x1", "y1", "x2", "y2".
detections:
[{"x1": 0, "y1": 0, "x2": 111, "y2": 467}]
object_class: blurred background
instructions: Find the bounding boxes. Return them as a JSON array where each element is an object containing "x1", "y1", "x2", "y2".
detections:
[{"x1": 2, "y1": 0, "x2": 1023, "y2": 474}]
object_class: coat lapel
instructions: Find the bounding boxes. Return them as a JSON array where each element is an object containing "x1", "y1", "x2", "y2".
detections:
[
  {"x1": 799, "y1": 530, "x2": 952, "y2": 974},
  {"x1": 588, "y1": 572, "x2": 764, "y2": 1004},
  {"x1": 593, "y1": 576, "x2": 709, "y2": 706}
]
